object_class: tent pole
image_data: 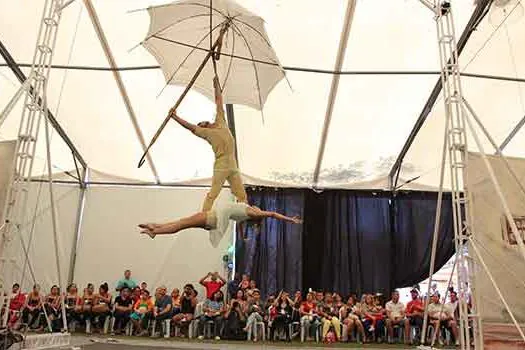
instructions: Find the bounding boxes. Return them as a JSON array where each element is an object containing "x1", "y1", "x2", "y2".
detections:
[
  {"x1": 312, "y1": 0, "x2": 357, "y2": 186},
  {"x1": 388, "y1": 0, "x2": 492, "y2": 190},
  {"x1": 67, "y1": 167, "x2": 88, "y2": 285}
]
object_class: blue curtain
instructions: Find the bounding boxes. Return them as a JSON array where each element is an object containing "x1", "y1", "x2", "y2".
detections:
[
  {"x1": 235, "y1": 188, "x2": 455, "y2": 297},
  {"x1": 235, "y1": 188, "x2": 304, "y2": 295}
]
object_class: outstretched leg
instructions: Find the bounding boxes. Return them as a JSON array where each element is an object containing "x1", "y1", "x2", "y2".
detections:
[
  {"x1": 139, "y1": 212, "x2": 208, "y2": 238},
  {"x1": 227, "y1": 171, "x2": 247, "y2": 204},
  {"x1": 202, "y1": 169, "x2": 229, "y2": 212}
]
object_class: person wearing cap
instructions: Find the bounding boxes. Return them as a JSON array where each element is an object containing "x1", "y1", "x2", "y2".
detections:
[{"x1": 403, "y1": 288, "x2": 424, "y2": 344}]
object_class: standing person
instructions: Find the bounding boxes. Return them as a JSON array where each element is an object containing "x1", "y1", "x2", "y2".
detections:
[
  {"x1": 200, "y1": 272, "x2": 226, "y2": 300},
  {"x1": 170, "y1": 76, "x2": 247, "y2": 212},
  {"x1": 116, "y1": 270, "x2": 138, "y2": 291}
]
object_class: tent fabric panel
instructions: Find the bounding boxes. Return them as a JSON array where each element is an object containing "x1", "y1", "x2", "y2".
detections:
[{"x1": 73, "y1": 185, "x2": 233, "y2": 295}]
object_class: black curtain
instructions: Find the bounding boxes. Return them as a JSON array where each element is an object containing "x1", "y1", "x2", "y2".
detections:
[
  {"x1": 235, "y1": 187, "x2": 455, "y2": 297},
  {"x1": 235, "y1": 188, "x2": 304, "y2": 296},
  {"x1": 391, "y1": 191, "x2": 455, "y2": 288},
  {"x1": 303, "y1": 190, "x2": 392, "y2": 296}
]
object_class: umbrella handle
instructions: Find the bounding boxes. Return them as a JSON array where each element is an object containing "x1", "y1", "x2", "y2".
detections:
[{"x1": 138, "y1": 23, "x2": 230, "y2": 168}]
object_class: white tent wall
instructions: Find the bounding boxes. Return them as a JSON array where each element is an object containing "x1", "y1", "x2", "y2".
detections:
[
  {"x1": 13, "y1": 182, "x2": 80, "y2": 292},
  {"x1": 467, "y1": 152, "x2": 525, "y2": 322},
  {"x1": 0, "y1": 140, "x2": 16, "y2": 223},
  {"x1": 73, "y1": 186, "x2": 232, "y2": 296}
]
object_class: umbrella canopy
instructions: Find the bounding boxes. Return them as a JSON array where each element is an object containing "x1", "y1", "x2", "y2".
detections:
[{"x1": 142, "y1": 0, "x2": 285, "y2": 110}]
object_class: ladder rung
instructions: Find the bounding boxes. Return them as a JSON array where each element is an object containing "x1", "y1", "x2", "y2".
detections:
[
  {"x1": 452, "y1": 162, "x2": 465, "y2": 169},
  {"x1": 43, "y1": 17, "x2": 58, "y2": 26},
  {"x1": 439, "y1": 35, "x2": 453, "y2": 43},
  {"x1": 33, "y1": 71, "x2": 46, "y2": 81},
  {"x1": 37, "y1": 45, "x2": 52, "y2": 54},
  {"x1": 19, "y1": 134, "x2": 36, "y2": 142},
  {"x1": 26, "y1": 102, "x2": 42, "y2": 111},
  {"x1": 449, "y1": 127, "x2": 463, "y2": 134},
  {"x1": 449, "y1": 143, "x2": 465, "y2": 151},
  {"x1": 17, "y1": 153, "x2": 33, "y2": 159}
]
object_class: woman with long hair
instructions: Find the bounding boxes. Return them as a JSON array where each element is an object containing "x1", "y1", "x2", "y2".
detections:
[{"x1": 92, "y1": 283, "x2": 112, "y2": 332}]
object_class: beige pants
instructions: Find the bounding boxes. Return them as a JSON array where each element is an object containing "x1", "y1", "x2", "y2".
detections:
[{"x1": 202, "y1": 168, "x2": 247, "y2": 212}]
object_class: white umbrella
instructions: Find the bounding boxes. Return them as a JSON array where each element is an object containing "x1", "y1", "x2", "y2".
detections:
[
  {"x1": 143, "y1": 0, "x2": 285, "y2": 109},
  {"x1": 137, "y1": 0, "x2": 285, "y2": 167}
]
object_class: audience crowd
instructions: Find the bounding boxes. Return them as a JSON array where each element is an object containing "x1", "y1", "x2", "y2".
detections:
[{"x1": 2, "y1": 269, "x2": 464, "y2": 346}]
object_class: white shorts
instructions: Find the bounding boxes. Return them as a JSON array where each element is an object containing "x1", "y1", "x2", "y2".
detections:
[{"x1": 205, "y1": 203, "x2": 250, "y2": 247}]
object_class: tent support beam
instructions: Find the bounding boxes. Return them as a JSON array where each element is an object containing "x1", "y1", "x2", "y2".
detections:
[
  {"x1": 225, "y1": 104, "x2": 239, "y2": 164},
  {"x1": 499, "y1": 113, "x2": 525, "y2": 151},
  {"x1": 67, "y1": 167, "x2": 88, "y2": 285},
  {"x1": 0, "y1": 40, "x2": 88, "y2": 171},
  {"x1": 82, "y1": 0, "x2": 161, "y2": 184},
  {"x1": 312, "y1": 0, "x2": 357, "y2": 186},
  {"x1": 388, "y1": 0, "x2": 492, "y2": 190}
]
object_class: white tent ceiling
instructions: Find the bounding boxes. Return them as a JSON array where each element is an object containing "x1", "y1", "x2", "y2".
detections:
[{"x1": 1, "y1": 0, "x2": 524, "y2": 189}]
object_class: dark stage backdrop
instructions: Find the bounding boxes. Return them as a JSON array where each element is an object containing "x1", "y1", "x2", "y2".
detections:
[{"x1": 236, "y1": 187, "x2": 455, "y2": 297}]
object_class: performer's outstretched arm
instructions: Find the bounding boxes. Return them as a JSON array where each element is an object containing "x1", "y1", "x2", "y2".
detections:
[
  {"x1": 247, "y1": 206, "x2": 302, "y2": 224},
  {"x1": 170, "y1": 108, "x2": 197, "y2": 132},
  {"x1": 212, "y1": 76, "x2": 226, "y2": 127}
]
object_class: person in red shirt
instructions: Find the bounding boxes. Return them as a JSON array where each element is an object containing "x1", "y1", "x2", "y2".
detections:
[
  {"x1": 8, "y1": 283, "x2": 26, "y2": 328},
  {"x1": 404, "y1": 288, "x2": 424, "y2": 344},
  {"x1": 199, "y1": 271, "x2": 226, "y2": 300},
  {"x1": 300, "y1": 292, "x2": 319, "y2": 341}
]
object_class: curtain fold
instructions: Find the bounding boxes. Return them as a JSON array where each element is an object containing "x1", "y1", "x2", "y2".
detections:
[
  {"x1": 235, "y1": 188, "x2": 304, "y2": 295},
  {"x1": 236, "y1": 188, "x2": 455, "y2": 297}
]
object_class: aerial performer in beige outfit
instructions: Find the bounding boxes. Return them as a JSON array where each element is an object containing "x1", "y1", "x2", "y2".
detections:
[{"x1": 170, "y1": 76, "x2": 247, "y2": 212}]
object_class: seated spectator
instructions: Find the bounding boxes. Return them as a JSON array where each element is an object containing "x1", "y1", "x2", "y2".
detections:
[
  {"x1": 246, "y1": 280, "x2": 257, "y2": 298},
  {"x1": 333, "y1": 293, "x2": 344, "y2": 313},
  {"x1": 80, "y1": 283, "x2": 95, "y2": 331},
  {"x1": 264, "y1": 294, "x2": 275, "y2": 312},
  {"x1": 92, "y1": 283, "x2": 112, "y2": 332},
  {"x1": 427, "y1": 293, "x2": 459, "y2": 346},
  {"x1": 140, "y1": 282, "x2": 148, "y2": 293},
  {"x1": 300, "y1": 292, "x2": 320, "y2": 341},
  {"x1": 8, "y1": 283, "x2": 25, "y2": 329},
  {"x1": 238, "y1": 274, "x2": 250, "y2": 292},
  {"x1": 21, "y1": 284, "x2": 42, "y2": 330},
  {"x1": 171, "y1": 288, "x2": 181, "y2": 315},
  {"x1": 131, "y1": 287, "x2": 141, "y2": 304},
  {"x1": 152, "y1": 286, "x2": 173, "y2": 326},
  {"x1": 199, "y1": 272, "x2": 226, "y2": 300},
  {"x1": 269, "y1": 291, "x2": 293, "y2": 341},
  {"x1": 116, "y1": 270, "x2": 138, "y2": 292},
  {"x1": 245, "y1": 289, "x2": 265, "y2": 341},
  {"x1": 404, "y1": 287, "x2": 424, "y2": 344},
  {"x1": 340, "y1": 294, "x2": 365, "y2": 342},
  {"x1": 173, "y1": 284, "x2": 197, "y2": 335},
  {"x1": 223, "y1": 294, "x2": 246, "y2": 340},
  {"x1": 385, "y1": 290, "x2": 405, "y2": 343},
  {"x1": 314, "y1": 291, "x2": 324, "y2": 305},
  {"x1": 64, "y1": 284, "x2": 81, "y2": 330},
  {"x1": 42, "y1": 285, "x2": 62, "y2": 331},
  {"x1": 317, "y1": 292, "x2": 341, "y2": 341},
  {"x1": 113, "y1": 287, "x2": 133, "y2": 334},
  {"x1": 198, "y1": 290, "x2": 225, "y2": 340},
  {"x1": 227, "y1": 273, "x2": 240, "y2": 299},
  {"x1": 362, "y1": 294, "x2": 385, "y2": 342},
  {"x1": 130, "y1": 289, "x2": 153, "y2": 336}
]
